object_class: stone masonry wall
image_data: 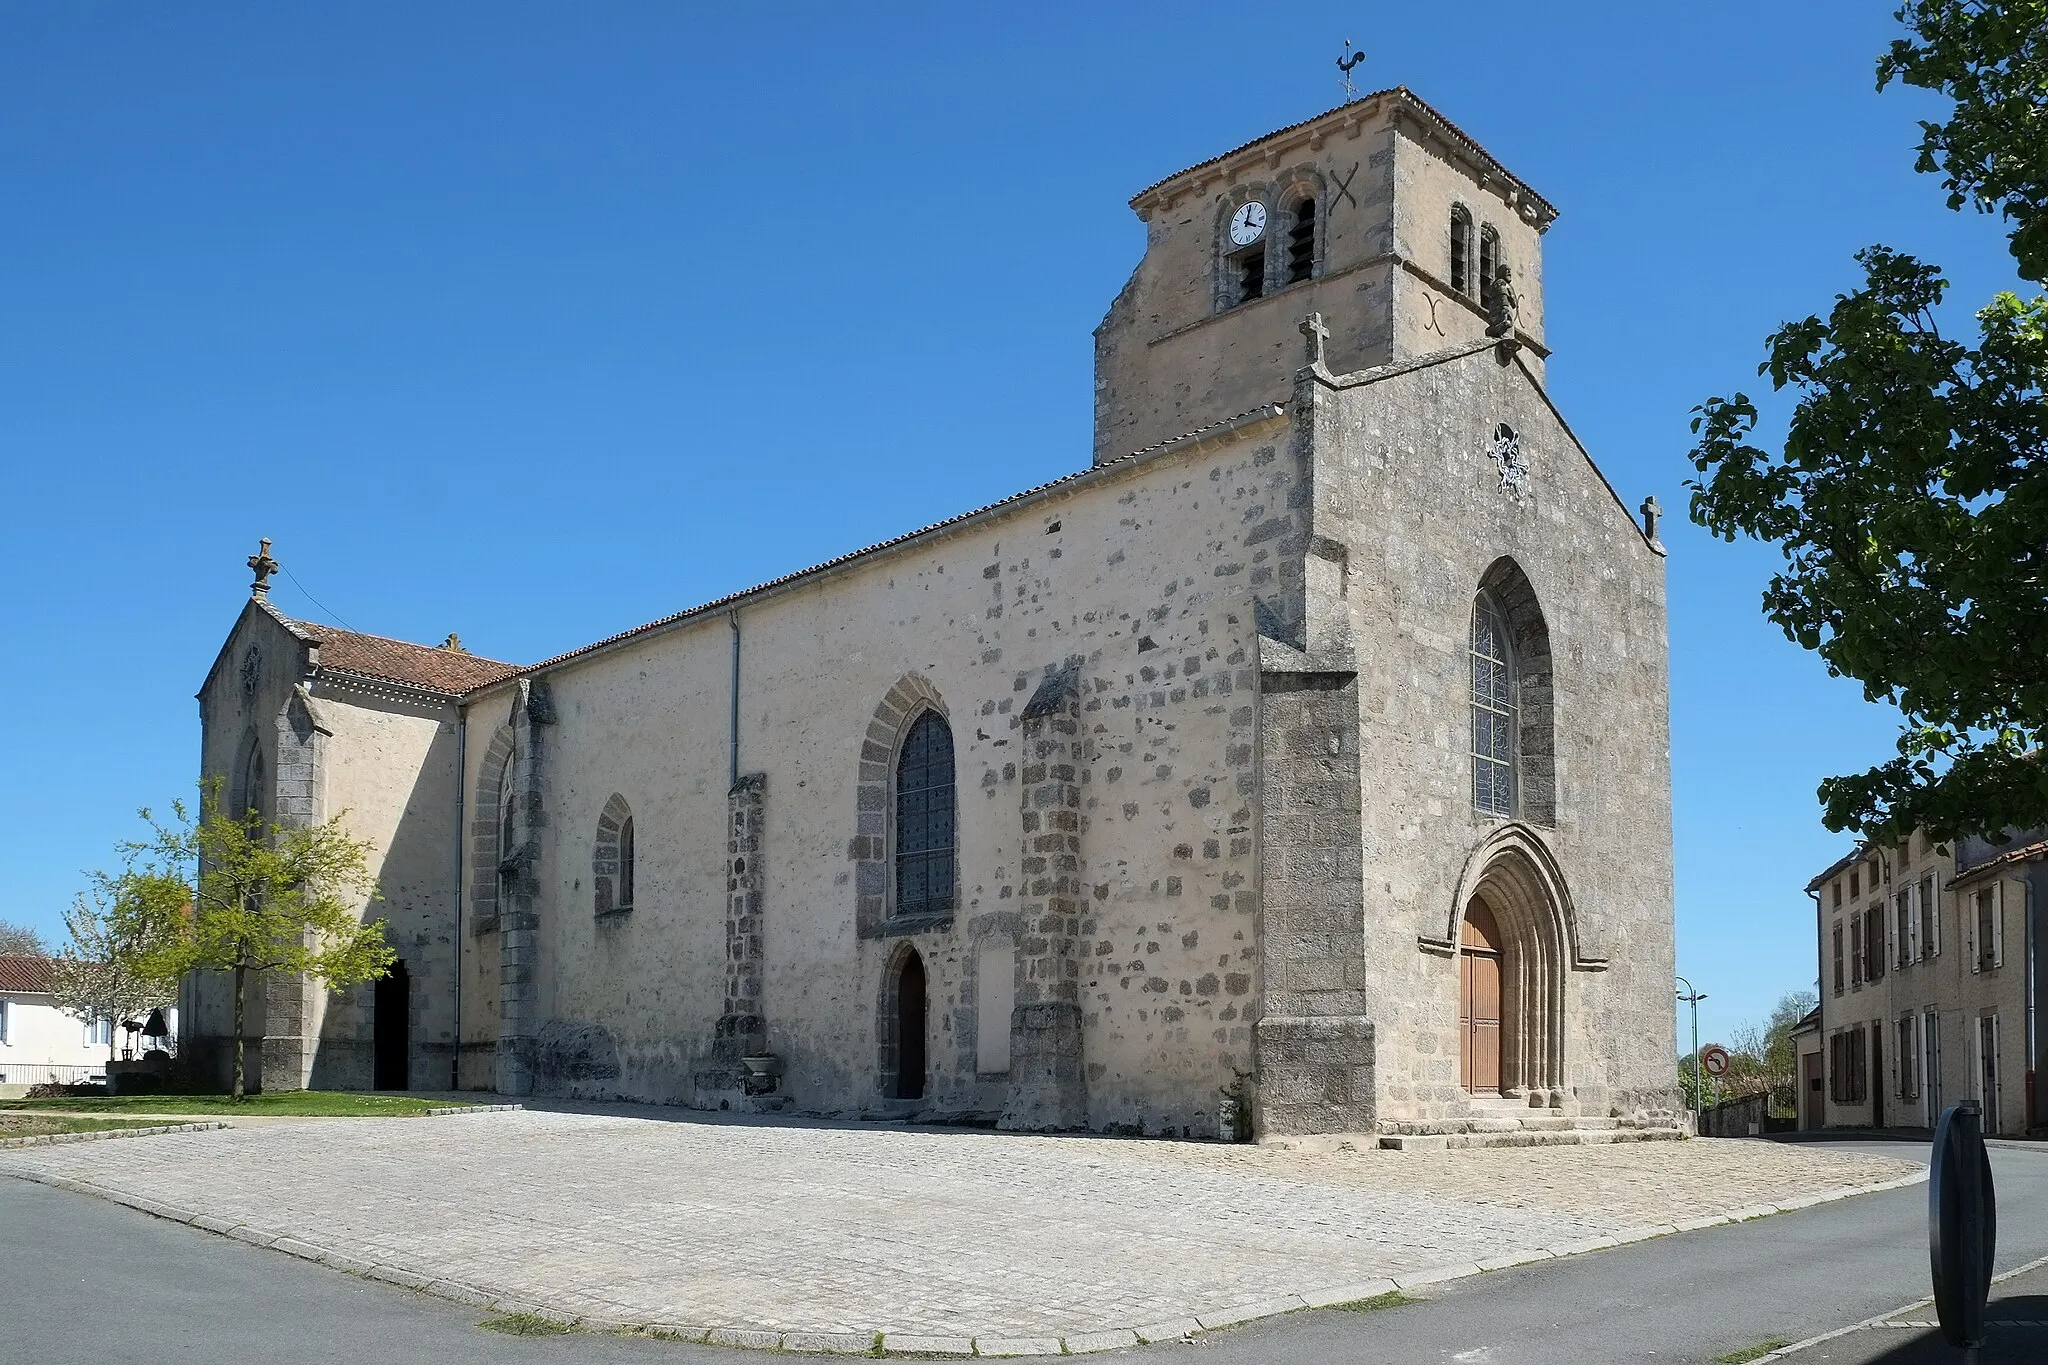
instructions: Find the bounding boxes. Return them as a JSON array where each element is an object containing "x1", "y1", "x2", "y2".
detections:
[
  {"x1": 466, "y1": 415, "x2": 1291, "y2": 1136},
  {"x1": 1313, "y1": 343, "x2": 1679, "y2": 1123}
]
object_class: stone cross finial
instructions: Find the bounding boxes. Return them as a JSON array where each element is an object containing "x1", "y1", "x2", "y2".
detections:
[
  {"x1": 247, "y1": 538, "x2": 279, "y2": 598},
  {"x1": 1300, "y1": 312, "x2": 1330, "y2": 368},
  {"x1": 1640, "y1": 495, "x2": 1665, "y2": 548}
]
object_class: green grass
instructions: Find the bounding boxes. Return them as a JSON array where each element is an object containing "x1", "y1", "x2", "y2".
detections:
[
  {"x1": 1714, "y1": 1338, "x2": 1792, "y2": 1364},
  {"x1": 478, "y1": 1313, "x2": 576, "y2": 1337},
  {"x1": 0, "y1": 1092, "x2": 475, "y2": 1118},
  {"x1": 0, "y1": 1114, "x2": 189, "y2": 1139},
  {"x1": 1328, "y1": 1291, "x2": 1420, "y2": 1313}
]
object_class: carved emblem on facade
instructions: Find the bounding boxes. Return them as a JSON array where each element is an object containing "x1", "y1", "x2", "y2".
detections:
[
  {"x1": 1489, "y1": 422, "x2": 1529, "y2": 498},
  {"x1": 239, "y1": 645, "x2": 262, "y2": 699}
]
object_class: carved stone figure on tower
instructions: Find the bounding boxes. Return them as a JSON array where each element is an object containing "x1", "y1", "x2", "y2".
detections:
[{"x1": 1486, "y1": 263, "x2": 1520, "y2": 339}]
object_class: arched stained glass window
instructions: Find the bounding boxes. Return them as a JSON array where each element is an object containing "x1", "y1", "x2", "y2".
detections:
[
  {"x1": 1471, "y1": 597, "x2": 1516, "y2": 816},
  {"x1": 895, "y1": 712, "x2": 956, "y2": 918}
]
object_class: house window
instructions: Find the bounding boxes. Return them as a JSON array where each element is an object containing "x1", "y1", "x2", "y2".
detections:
[
  {"x1": 1449, "y1": 205, "x2": 1473, "y2": 294},
  {"x1": 1850, "y1": 916, "x2": 1863, "y2": 986},
  {"x1": 1832, "y1": 879, "x2": 1842, "y2": 908},
  {"x1": 1285, "y1": 196, "x2": 1316, "y2": 284},
  {"x1": 1478, "y1": 225, "x2": 1502, "y2": 313},
  {"x1": 1899, "y1": 837, "x2": 1911, "y2": 870},
  {"x1": 1921, "y1": 875, "x2": 1939, "y2": 956},
  {"x1": 1831, "y1": 921, "x2": 1844, "y2": 994},
  {"x1": 1976, "y1": 1015, "x2": 2000, "y2": 1128},
  {"x1": 895, "y1": 711, "x2": 956, "y2": 919},
  {"x1": 1895, "y1": 890, "x2": 1912, "y2": 969},
  {"x1": 1470, "y1": 596, "x2": 1515, "y2": 817},
  {"x1": 1850, "y1": 869, "x2": 1860, "y2": 899},
  {"x1": 1864, "y1": 905, "x2": 1885, "y2": 981},
  {"x1": 1829, "y1": 1029, "x2": 1868, "y2": 1104},
  {"x1": 1897, "y1": 1016, "x2": 1917, "y2": 1098}
]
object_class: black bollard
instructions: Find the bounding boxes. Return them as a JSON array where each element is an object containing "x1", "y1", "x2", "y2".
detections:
[{"x1": 1929, "y1": 1100, "x2": 1997, "y2": 1350}]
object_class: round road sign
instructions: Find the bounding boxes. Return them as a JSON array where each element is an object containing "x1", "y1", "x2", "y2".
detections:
[{"x1": 1699, "y1": 1044, "x2": 1730, "y2": 1077}]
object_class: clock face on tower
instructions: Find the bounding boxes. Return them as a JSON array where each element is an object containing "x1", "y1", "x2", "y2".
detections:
[{"x1": 1228, "y1": 201, "x2": 1266, "y2": 247}]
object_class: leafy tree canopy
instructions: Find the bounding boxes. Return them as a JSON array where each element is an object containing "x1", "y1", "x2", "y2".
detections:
[
  {"x1": 134, "y1": 785, "x2": 394, "y2": 1098},
  {"x1": 50, "y1": 869, "x2": 187, "y2": 1060},
  {"x1": 1689, "y1": 1, "x2": 2048, "y2": 844}
]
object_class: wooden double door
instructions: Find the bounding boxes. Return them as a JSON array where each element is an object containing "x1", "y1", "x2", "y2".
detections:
[{"x1": 1460, "y1": 902, "x2": 1503, "y2": 1094}]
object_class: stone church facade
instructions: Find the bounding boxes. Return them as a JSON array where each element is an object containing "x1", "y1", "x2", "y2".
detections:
[{"x1": 189, "y1": 87, "x2": 1682, "y2": 1139}]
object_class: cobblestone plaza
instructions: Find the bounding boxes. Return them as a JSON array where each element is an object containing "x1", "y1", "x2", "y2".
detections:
[{"x1": 1, "y1": 1110, "x2": 1920, "y2": 1351}]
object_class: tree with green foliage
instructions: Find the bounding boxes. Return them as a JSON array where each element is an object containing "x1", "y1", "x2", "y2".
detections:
[
  {"x1": 0, "y1": 918, "x2": 50, "y2": 957},
  {"x1": 1687, "y1": 0, "x2": 2048, "y2": 844},
  {"x1": 133, "y1": 786, "x2": 395, "y2": 1099},
  {"x1": 50, "y1": 870, "x2": 187, "y2": 1062}
]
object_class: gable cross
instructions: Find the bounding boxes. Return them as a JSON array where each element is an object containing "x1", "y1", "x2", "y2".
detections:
[
  {"x1": 247, "y1": 538, "x2": 279, "y2": 599},
  {"x1": 1300, "y1": 312, "x2": 1330, "y2": 368}
]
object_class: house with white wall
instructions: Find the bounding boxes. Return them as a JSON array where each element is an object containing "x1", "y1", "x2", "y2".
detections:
[{"x1": 0, "y1": 954, "x2": 123, "y2": 1090}]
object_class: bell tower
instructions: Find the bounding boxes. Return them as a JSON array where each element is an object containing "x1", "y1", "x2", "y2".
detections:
[{"x1": 1091, "y1": 87, "x2": 1556, "y2": 466}]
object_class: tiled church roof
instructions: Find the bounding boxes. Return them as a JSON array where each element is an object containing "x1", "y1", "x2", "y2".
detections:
[
  {"x1": 0, "y1": 954, "x2": 54, "y2": 994},
  {"x1": 303, "y1": 625, "x2": 520, "y2": 695}
]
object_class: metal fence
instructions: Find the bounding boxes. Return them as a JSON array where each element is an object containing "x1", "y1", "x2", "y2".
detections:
[
  {"x1": 1698, "y1": 1092, "x2": 1796, "y2": 1137},
  {"x1": 0, "y1": 1062, "x2": 107, "y2": 1088}
]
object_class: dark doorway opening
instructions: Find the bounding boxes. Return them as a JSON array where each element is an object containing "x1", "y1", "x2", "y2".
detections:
[
  {"x1": 894, "y1": 951, "x2": 927, "y2": 1100},
  {"x1": 373, "y1": 959, "x2": 410, "y2": 1091}
]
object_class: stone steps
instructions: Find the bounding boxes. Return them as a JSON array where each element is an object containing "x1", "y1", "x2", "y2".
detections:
[{"x1": 1380, "y1": 1124, "x2": 1688, "y2": 1151}]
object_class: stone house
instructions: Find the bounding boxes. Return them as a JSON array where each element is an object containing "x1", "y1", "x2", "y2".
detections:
[
  {"x1": 1805, "y1": 829, "x2": 2045, "y2": 1135},
  {"x1": 186, "y1": 87, "x2": 1682, "y2": 1141}
]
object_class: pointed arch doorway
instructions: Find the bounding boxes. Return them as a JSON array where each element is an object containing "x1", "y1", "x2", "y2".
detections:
[{"x1": 1460, "y1": 903, "x2": 1504, "y2": 1094}]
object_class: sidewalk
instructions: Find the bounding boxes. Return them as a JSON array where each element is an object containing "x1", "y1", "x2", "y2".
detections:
[{"x1": 1777, "y1": 1261, "x2": 2048, "y2": 1362}]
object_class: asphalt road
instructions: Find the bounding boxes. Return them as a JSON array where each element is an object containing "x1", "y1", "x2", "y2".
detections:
[{"x1": 4, "y1": 1137, "x2": 2042, "y2": 1365}]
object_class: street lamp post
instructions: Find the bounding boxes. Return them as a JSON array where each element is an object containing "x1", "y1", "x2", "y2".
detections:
[{"x1": 1676, "y1": 975, "x2": 1707, "y2": 1128}]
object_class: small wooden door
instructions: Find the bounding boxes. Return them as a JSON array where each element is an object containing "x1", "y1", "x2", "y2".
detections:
[{"x1": 1460, "y1": 903, "x2": 1503, "y2": 1094}]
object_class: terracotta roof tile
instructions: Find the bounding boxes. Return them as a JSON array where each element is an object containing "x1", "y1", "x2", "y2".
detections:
[
  {"x1": 302, "y1": 626, "x2": 520, "y2": 695},
  {"x1": 1950, "y1": 837, "x2": 2048, "y2": 887},
  {"x1": 0, "y1": 954, "x2": 54, "y2": 994}
]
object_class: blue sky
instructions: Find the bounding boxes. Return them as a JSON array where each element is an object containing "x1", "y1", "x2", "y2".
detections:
[{"x1": 0, "y1": 3, "x2": 2027, "y2": 1048}]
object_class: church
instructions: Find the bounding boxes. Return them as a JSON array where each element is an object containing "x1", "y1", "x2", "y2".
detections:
[{"x1": 187, "y1": 87, "x2": 1682, "y2": 1141}]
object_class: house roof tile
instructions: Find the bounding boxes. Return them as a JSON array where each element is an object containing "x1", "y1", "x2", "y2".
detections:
[
  {"x1": 302, "y1": 625, "x2": 520, "y2": 695},
  {"x1": 0, "y1": 954, "x2": 54, "y2": 994}
]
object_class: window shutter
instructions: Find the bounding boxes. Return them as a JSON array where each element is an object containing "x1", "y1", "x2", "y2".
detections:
[
  {"x1": 1927, "y1": 877, "x2": 1940, "y2": 957},
  {"x1": 1908, "y1": 884, "x2": 1921, "y2": 961},
  {"x1": 1969, "y1": 892, "x2": 1980, "y2": 974},
  {"x1": 0, "y1": 998, "x2": 8, "y2": 1045},
  {"x1": 1992, "y1": 881, "x2": 2004, "y2": 968}
]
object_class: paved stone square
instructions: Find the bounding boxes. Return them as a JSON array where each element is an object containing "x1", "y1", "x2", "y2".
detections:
[{"x1": 0, "y1": 1109, "x2": 1921, "y2": 1352}]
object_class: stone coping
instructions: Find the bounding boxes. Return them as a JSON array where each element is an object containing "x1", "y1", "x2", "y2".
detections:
[
  {"x1": 2, "y1": 1162, "x2": 1929, "y2": 1357},
  {"x1": 0, "y1": 1121, "x2": 230, "y2": 1149}
]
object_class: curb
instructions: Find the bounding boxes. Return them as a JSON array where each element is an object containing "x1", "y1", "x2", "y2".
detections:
[
  {"x1": 1757, "y1": 1251, "x2": 2048, "y2": 1359},
  {"x1": 423, "y1": 1105, "x2": 522, "y2": 1117},
  {"x1": 0, "y1": 1122, "x2": 230, "y2": 1150},
  {"x1": 0, "y1": 1163, "x2": 1929, "y2": 1356}
]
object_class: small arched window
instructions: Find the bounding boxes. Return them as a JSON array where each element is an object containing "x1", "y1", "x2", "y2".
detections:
[
  {"x1": 1478, "y1": 225, "x2": 1502, "y2": 314},
  {"x1": 895, "y1": 712, "x2": 956, "y2": 918},
  {"x1": 1470, "y1": 595, "x2": 1516, "y2": 817},
  {"x1": 231, "y1": 733, "x2": 266, "y2": 824},
  {"x1": 1285, "y1": 196, "x2": 1316, "y2": 284},
  {"x1": 1449, "y1": 205, "x2": 1473, "y2": 295},
  {"x1": 594, "y1": 794, "x2": 636, "y2": 915}
]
